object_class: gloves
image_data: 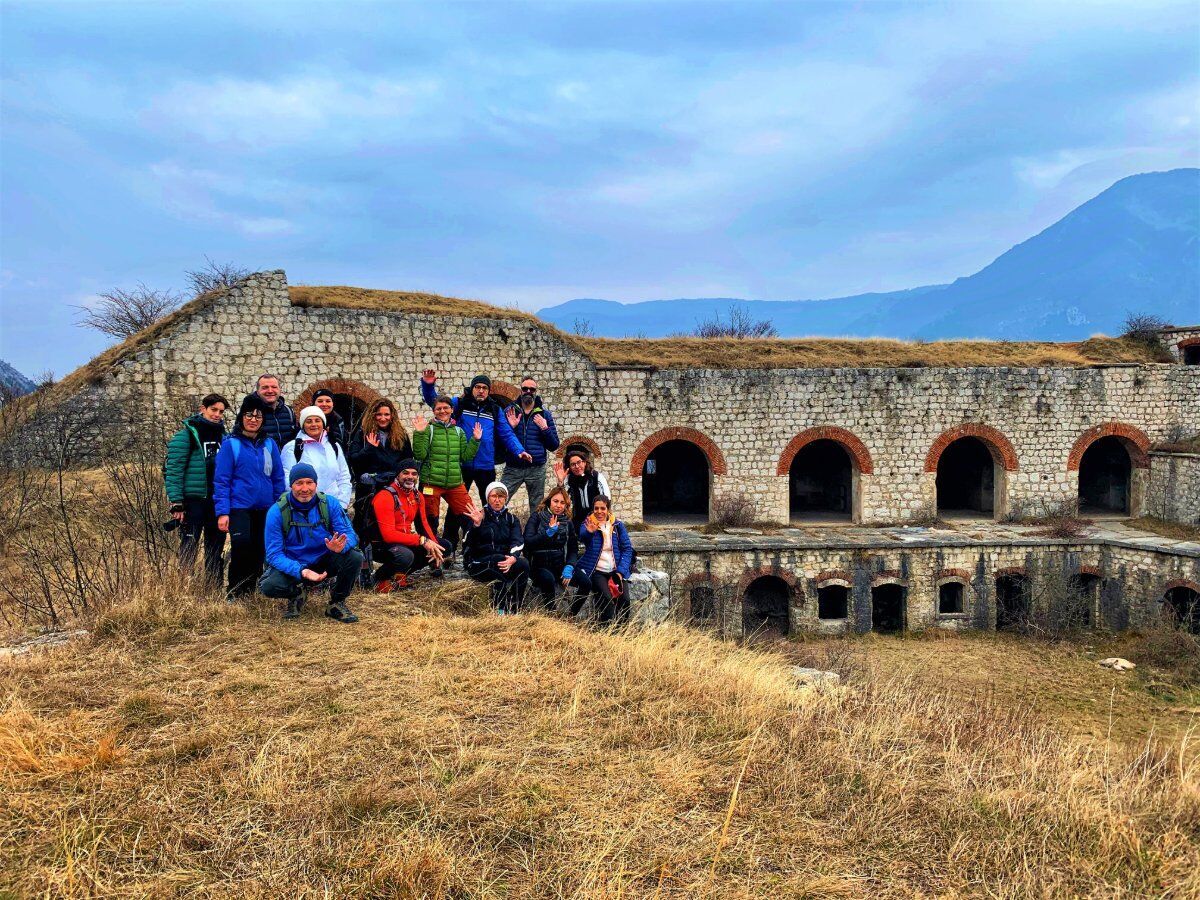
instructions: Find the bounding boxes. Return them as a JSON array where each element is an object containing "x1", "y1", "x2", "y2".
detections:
[
  {"x1": 546, "y1": 524, "x2": 558, "y2": 535},
  {"x1": 562, "y1": 565, "x2": 574, "y2": 581},
  {"x1": 359, "y1": 472, "x2": 376, "y2": 485}
]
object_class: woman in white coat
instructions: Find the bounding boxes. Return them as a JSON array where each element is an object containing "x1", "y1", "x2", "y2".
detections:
[{"x1": 281, "y1": 405, "x2": 353, "y2": 507}]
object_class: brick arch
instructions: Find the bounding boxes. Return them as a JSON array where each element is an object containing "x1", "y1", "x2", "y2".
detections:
[
  {"x1": 737, "y1": 566, "x2": 801, "y2": 598},
  {"x1": 776, "y1": 426, "x2": 874, "y2": 476},
  {"x1": 1077, "y1": 564, "x2": 1104, "y2": 578},
  {"x1": 556, "y1": 435, "x2": 603, "y2": 461},
  {"x1": 872, "y1": 570, "x2": 906, "y2": 587},
  {"x1": 679, "y1": 573, "x2": 721, "y2": 619},
  {"x1": 937, "y1": 568, "x2": 973, "y2": 583},
  {"x1": 1178, "y1": 337, "x2": 1200, "y2": 351},
  {"x1": 813, "y1": 569, "x2": 853, "y2": 587},
  {"x1": 489, "y1": 380, "x2": 520, "y2": 405},
  {"x1": 629, "y1": 427, "x2": 727, "y2": 477},
  {"x1": 924, "y1": 424, "x2": 1019, "y2": 473},
  {"x1": 295, "y1": 378, "x2": 383, "y2": 418},
  {"x1": 1066, "y1": 422, "x2": 1151, "y2": 471},
  {"x1": 1163, "y1": 578, "x2": 1200, "y2": 593},
  {"x1": 995, "y1": 566, "x2": 1026, "y2": 578}
]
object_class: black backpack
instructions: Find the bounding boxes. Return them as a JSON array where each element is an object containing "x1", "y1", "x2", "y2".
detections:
[{"x1": 292, "y1": 437, "x2": 341, "y2": 463}]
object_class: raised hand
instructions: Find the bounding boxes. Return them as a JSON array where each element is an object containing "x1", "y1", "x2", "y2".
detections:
[
  {"x1": 412, "y1": 415, "x2": 428, "y2": 431},
  {"x1": 532, "y1": 413, "x2": 547, "y2": 430},
  {"x1": 467, "y1": 503, "x2": 484, "y2": 527},
  {"x1": 301, "y1": 568, "x2": 328, "y2": 583},
  {"x1": 505, "y1": 407, "x2": 520, "y2": 428},
  {"x1": 472, "y1": 422, "x2": 483, "y2": 441},
  {"x1": 548, "y1": 514, "x2": 558, "y2": 528},
  {"x1": 325, "y1": 532, "x2": 348, "y2": 554},
  {"x1": 422, "y1": 368, "x2": 437, "y2": 384},
  {"x1": 584, "y1": 516, "x2": 598, "y2": 533},
  {"x1": 366, "y1": 431, "x2": 380, "y2": 447},
  {"x1": 552, "y1": 460, "x2": 567, "y2": 483}
]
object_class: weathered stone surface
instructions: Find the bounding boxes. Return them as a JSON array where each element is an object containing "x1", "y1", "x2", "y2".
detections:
[{"x1": 791, "y1": 666, "x2": 841, "y2": 685}]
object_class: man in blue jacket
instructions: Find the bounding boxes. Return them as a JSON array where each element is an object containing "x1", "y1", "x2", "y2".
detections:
[
  {"x1": 213, "y1": 394, "x2": 286, "y2": 599},
  {"x1": 260, "y1": 463, "x2": 363, "y2": 622},
  {"x1": 500, "y1": 376, "x2": 560, "y2": 515},
  {"x1": 420, "y1": 369, "x2": 531, "y2": 549}
]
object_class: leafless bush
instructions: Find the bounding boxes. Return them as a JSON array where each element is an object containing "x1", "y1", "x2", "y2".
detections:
[
  {"x1": 185, "y1": 257, "x2": 250, "y2": 296},
  {"x1": 1121, "y1": 312, "x2": 1172, "y2": 360},
  {"x1": 571, "y1": 317, "x2": 595, "y2": 337},
  {"x1": 709, "y1": 492, "x2": 758, "y2": 529},
  {"x1": 75, "y1": 284, "x2": 184, "y2": 340},
  {"x1": 1021, "y1": 559, "x2": 1096, "y2": 639},
  {"x1": 694, "y1": 305, "x2": 778, "y2": 339}
]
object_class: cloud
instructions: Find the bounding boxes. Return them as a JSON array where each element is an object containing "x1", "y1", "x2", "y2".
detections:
[{"x1": 143, "y1": 162, "x2": 301, "y2": 236}]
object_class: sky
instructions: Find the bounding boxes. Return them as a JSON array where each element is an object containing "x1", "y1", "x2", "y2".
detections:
[{"x1": 1, "y1": 1, "x2": 1197, "y2": 377}]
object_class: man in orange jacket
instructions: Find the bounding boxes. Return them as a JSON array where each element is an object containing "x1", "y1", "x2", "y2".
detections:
[{"x1": 371, "y1": 459, "x2": 453, "y2": 591}]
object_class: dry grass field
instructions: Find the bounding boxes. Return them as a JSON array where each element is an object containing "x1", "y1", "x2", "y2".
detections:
[{"x1": 3, "y1": 578, "x2": 1198, "y2": 899}]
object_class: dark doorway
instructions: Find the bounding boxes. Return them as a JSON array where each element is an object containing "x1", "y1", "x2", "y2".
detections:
[
  {"x1": 936, "y1": 438, "x2": 996, "y2": 517},
  {"x1": 1078, "y1": 437, "x2": 1132, "y2": 515},
  {"x1": 690, "y1": 585, "x2": 717, "y2": 626},
  {"x1": 871, "y1": 584, "x2": 905, "y2": 633},
  {"x1": 789, "y1": 440, "x2": 853, "y2": 521},
  {"x1": 817, "y1": 584, "x2": 849, "y2": 620},
  {"x1": 938, "y1": 582, "x2": 965, "y2": 615},
  {"x1": 1164, "y1": 586, "x2": 1200, "y2": 634},
  {"x1": 331, "y1": 392, "x2": 369, "y2": 435},
  {"x1": 642, "y1": 440, "x2": 709, "y2": 523},
  {"x1": 742, "y1": 576, "x2": 790, "y2": 636},
  {"x1": 1184, "y1": 345, "x2": 1200, "y2": 365},
  {"x1": 995, "y1": 574, "x2": 1030, "y2": 631},
  {"x1": 1068, "y1": 574, "x2": 1101, "y2": 628}
]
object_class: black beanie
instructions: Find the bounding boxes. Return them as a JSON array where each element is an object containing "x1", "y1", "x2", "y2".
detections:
[
  {"x1": 313, "y1": 388, "x2": 335, "y2": 402},
  {"x1": 470, "y1": 374, "x2": 491, "y2": 389},
  {"x1": 238, "y1": 393, "x2": 269, "y2": 418},
  {"x1": 397, "y1": 458, "x2": 419, "y2": 474}
]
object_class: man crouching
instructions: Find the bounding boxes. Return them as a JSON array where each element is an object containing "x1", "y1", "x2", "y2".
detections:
[{"x1": 260, "y1": 462, "x2": 363, "y2": 622}]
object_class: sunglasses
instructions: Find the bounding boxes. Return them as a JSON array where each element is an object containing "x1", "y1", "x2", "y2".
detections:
[{"x1": 521, "y1": 385, "x2": 537, "y2": 393}]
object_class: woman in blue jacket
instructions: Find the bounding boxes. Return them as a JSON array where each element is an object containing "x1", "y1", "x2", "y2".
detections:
[
  {"x1": 573, "y1": 494, "x2": 633, "y2": 624},
  {"x1": 213, "y1": 394, "x2": 286, "y2": 598}
]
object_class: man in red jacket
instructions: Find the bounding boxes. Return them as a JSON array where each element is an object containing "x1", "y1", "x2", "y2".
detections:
[{"x1": 372, "y1": 459, "x2": 452, "y2": 591}]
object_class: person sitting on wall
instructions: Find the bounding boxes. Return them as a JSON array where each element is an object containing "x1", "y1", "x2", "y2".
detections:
[
  {"x1": 282, "y1": 405, "x2": 353, "y2": 508},
  {"x1": 410, "y1": 399, "x2": 482, "y2": 555},
  {"x1": 464, "y1": 482, "x2": 530, "y2": 613},
  {"x1": 164, "y1": 392, "x2": 229, "y2": 588},
  {"x1": 500, "y1": 375, "x2": 560, "y2": 516},
  {"x1": 213, "y1": 394, "x2": 286, "y2": 599},
  {"x1": 420, "y1": 370, "x2": 531, "y2": 551},
  {"x1": 522, "y1": 486, "x2": 577, "y2": 610},
  {"x1": 347, "y1": 397, "x2": 412, "y2": 528},
  {"x1": 553, "y1": 449, "x2": 611, "y2": 551},
  {"x1": 259, "y1": 463, "x2": 362, "y2": 623},
  {"x1": 371, "y1": 459, "x2": 452, "y2": 592},
  {"x1": 572, "y1": 495, "x2": 633, "y2": 624},
  {"x1": 243, "y1": 373, "x2": 298, "y2": 447},
  {"x1": 311, "y1": 389, "x2": 348, "y2": 448}
]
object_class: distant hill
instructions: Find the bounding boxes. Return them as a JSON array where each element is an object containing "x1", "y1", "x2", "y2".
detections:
[
  {"x1": 0, "y1": 359, "x2": 36, "y2": 399},
  {"x1": 539, "y1": 169, "x2": 1200, "y2": 340}
]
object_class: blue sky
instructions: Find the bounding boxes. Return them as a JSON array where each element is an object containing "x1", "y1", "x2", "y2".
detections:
[{"x1": 1, "y1": 0, "x2": 1197, "y2": 377}]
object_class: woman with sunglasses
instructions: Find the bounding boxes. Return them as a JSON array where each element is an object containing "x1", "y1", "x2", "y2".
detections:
[{"x1": 213, "y1": 393, "x2": 285, "y2": 599}]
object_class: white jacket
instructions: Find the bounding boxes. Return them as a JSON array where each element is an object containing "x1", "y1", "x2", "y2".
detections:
[{"x1": 281, "y1": 433, "x2": 353, "y2": 508}]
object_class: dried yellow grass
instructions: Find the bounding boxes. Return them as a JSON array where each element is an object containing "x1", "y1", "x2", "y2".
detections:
[{"x1": 2, "y1": 581, "x2": 1198, "y2": 898}]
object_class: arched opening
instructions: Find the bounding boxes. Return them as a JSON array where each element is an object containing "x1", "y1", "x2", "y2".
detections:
[
  {"x1": 642, "y1": 439, "x2": 710, "y2": 524},
  {"x1": 297, "y1": 378, "x2": 382, "y2": 441},
  {"x1": 789, "y1": 439, "x2": 853, "y2": 522},
  {"x1": 1163, "y1": 585, "x2": 1200, "y2": 634},
  {"x1": 689, "y1": 584, "x2": 717, "y2": 626},
  {"x1": 1182, "y1": 340, "x2": 1200, "y2": 365},
  {"x1": 1068, "y1": 573, "x2": 1101, "y2": 628},
  {"x1": 742, "y1": 576, "x2": 790, "y2": 636},
  {"x1": 871, "y1": 584, "x2": 905, "y2": 633},
  {"x1": 1078, "y1": 436, "x2": 1132, "y2": 515},
  {"x1": 938, "y1": 581, "x2": 965, "y2": 615},
  {"x1": 936, "y1": 437, "x2": 998, "y2": 518},
  {"x1": 817, "y1": 584, "x2": 849, "y2": 620},
  {"x1": 995, "y1": 574, "x2": 1030, "y2": 631}
]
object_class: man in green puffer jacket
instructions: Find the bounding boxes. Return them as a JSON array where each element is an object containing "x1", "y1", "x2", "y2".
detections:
[
  {"x1": 411, "y1": 394, "x2": 482, "y2": 554},
  {"x1": 164, "y1": 393, "x2": 229, "y2": 586}
]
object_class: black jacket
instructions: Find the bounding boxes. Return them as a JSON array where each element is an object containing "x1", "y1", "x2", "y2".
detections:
[
  {"x1": 347, "y1": 430, "x2": 413, "y2": 485},
  {"x1": 522, "y1": 509, "x2": 577, "y2": 572},
  {"x1": 325, "y1": 410, "x2": 348, "y2": 449},
  {"x1": 243, "y1": 393, "x2": 298, "y2": 447},
  {"x1": 464, "y1": 506, "x2": 524, "y2": 574}
]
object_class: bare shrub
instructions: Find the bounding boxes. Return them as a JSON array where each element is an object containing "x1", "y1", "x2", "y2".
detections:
[
  {"x1": 185, "y1": 257, "x2": 250, "y2": 296},
  {"x1": 1121, "y1": 312, "x2": 1172, "y2": 361},
  {"x1": 708, "y1": 492, "x2": 758, "y2": 529},
  {"x1": 571, "y1": 317, "x2": 595, "y2": 337},
  {"x1": 74, "y1": 284, "x2": 184, "y2": 340},
  {"x1": 693, "y1": 305, "x2": 778, "y2": 339}
]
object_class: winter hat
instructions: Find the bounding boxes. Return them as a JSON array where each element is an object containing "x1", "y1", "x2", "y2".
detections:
[
  {"x1": 312, "y1": 388, "x2": 335, "y2": 402},
  {"x1": 299, "y1": 405, "x2": 326, "y2": 426},
  {"x1": 289, "y1": 462, "x2": 318, "y2": 486},
  {"x1": 238, "y1": 393, "x2": 269, "y2": 419},
  {"x1": 397, "y1": 458, "x2": 419, "y2": 474},
  {"x1": 484, "y1": 481, "x2": 509, "y2": 501},
  {"x1": 470, "y1": 374, "x2": 492, "y2": 389}
]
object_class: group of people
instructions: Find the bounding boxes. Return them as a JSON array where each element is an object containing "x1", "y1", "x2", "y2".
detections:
[{"x1": 163, "y1": 372, "x2": 634, "y2": 623}]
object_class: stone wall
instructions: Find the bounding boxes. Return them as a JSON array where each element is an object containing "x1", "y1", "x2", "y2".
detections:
[
  {"x1": 1146, "y1": 452, "x2": 1200, "y2": 526},
  {"x1": 1161, "y1": 326, "x2": 1200, "y2": 364},
  {"x1": 88, "y1": 270, "x2": 1200, "y2": 525},
  {"x1": 633, "y1": 533, "x2": 1200, "y2": 637}
]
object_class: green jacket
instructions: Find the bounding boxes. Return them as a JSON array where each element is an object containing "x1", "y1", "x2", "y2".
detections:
[
  {"x1": 412, "y1": 420, "x2": 479, "y2": 489},
  {"x1": 164, "y1": 416, "x2": 224, "y2": 503}
]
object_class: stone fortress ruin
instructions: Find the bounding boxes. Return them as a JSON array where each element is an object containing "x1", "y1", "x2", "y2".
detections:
[{"x1": 54, "y1": 271, "x2": 1200, "y2": 637}]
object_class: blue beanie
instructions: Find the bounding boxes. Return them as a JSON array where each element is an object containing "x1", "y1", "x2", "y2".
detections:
[{"x1": 289, "y1": 462, "x2": 318, "y2": 486}]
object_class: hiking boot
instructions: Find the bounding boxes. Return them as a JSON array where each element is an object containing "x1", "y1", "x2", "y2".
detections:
[
  {"x1": 326, "y1": 601, "x2": 359, "y2": 623},
  {"x1": 393, "y1": 573, "x2": 411, "y2": 590},
  {"x1": 283, "y1": 596, "x2": 302, "y2": 620},
  {"x1": 428, "y1": 566, "x2": 445, "y2": 579},
  {"x1": 375, "y1": 578, "x2": 395, "y2": 594}
]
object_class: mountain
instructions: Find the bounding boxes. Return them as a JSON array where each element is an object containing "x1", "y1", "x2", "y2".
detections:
[
  {"x1": 539, "y1": 169, "x2": 1200, "y2": 340},
  {"x1": 0, "y1": 359, "x2": 37, "y2": 399}
]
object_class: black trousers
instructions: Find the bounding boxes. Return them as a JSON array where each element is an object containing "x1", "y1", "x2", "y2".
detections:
[
  {"x1": 227, "y1": 507, "x2": 268, "y2": 598},
  {"x1": 570, "y1": 570, "x2": 626, "y2": 623},
  {"x1": 469, "y1": 556, "x2": 530, "y2": 612},
  {"x1": 441, "y1": 468, "x2": 495, "y2": 549},
  {"x1": 259, "y1": 548, "x2": 364, "y2": 605},
  {"x1": 373, "y1": 538, "x2": 452, "y2": 581},
  {"x1": 179, "y1": 497, "x2": 224, "y2": 587},
  {"x1": 530, "y1": 557, "x2": 568, "y2": 609}
]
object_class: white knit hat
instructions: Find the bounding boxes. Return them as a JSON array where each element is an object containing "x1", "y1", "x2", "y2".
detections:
[
  {"x1": 484, "y1": 481, "x2": 508, "y2": 501},
  {"x1": 299, "y1": 405, "x2": 326, "y2": 426}
]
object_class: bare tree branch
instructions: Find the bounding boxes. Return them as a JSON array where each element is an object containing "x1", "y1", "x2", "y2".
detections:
[
  {"x1": 185, "y1": 256, "x2": 250, "y2": 296},
  {"x1": 74, "y1": 283, "x2": 184, "y2": 340}
]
